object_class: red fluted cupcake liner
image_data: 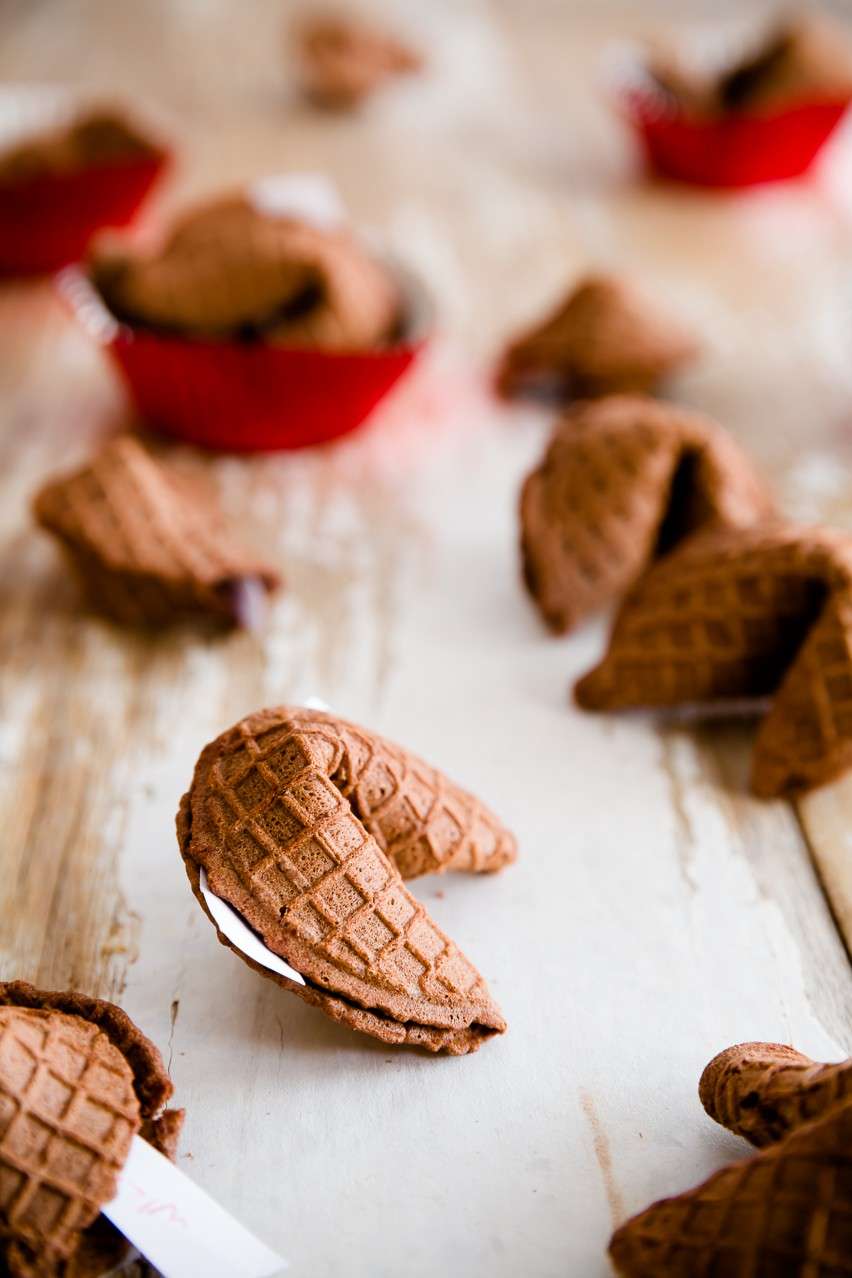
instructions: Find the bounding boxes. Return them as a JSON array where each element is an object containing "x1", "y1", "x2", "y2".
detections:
[
  {"x1": 58, "y1": 260, "x2": 432, "y2": 452},
  {"x1": 0, "y1": 152, "x2": 168, "y2": 277},
  {"x1": 623, "y1": 85, "x2": 848, "y2": 187}
]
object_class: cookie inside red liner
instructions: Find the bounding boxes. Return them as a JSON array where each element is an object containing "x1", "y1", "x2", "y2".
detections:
[
  {"x1": 627, "y1": 97, "x2": 848, "y2": 188},
  {"x1": 623, "y1": 15, "x2": 852, "y2": 187},
  {"x1": 0, "y1": 108, "x2": 161, "y2": 185},
  {"x1": 0, "y1": 106, "x2": 168, "y2": 276},
  {"x1": 90, "y1": 192, "x2": 402, "y2": 351},
  {"x1": 644, "y1": 15, "x2": 852, "y2": 121}
]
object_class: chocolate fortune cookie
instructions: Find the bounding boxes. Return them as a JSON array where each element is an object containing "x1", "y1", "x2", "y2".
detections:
[
  {"x1": 700, "y1": 1039, "x2": 852, "y2": 1149},
  {"x1": 178, "y1": 706, "x2": 513, "y2": 1053},
  {"x1": 33, "y1": 436, "x2": 280, "y2": 631},
  {"x1": 91, "y1": 193, "x2": 401, "y2": 350},
  {"x1": 576, "y1": 522, "x2": 852, "y2": 797},
  {"x1": 0, "y1": 981, "x2": 182, "y2": 1278},
  {"x1": 0, "y1": 108, "x2": 159, "y2": 184},
  {"x1": 610, "y1": 1039, "x2": 852, "y2": 1277},
  {"x1": 520, "y1": 395, "x2": 772, "y2": 633},
  {"x1": 497, "y1": 275, "x2": 697, "y2": 402},
  {"x1": 610, "y1": 1098, "x2": 852, "y2": 1277}
]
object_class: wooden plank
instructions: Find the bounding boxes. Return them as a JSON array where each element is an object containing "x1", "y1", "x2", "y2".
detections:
[
  {"x1": 0, "y1": 4, "x2": 850, "y2": 1277},
  {"x1": 798, "y1": 783, "x2": 852, "y2": 956}
]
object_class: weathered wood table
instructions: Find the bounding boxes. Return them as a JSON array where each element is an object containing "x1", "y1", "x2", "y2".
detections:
[{"x1": 1, "y1": 3, "x2": 851, "y2": 1275}]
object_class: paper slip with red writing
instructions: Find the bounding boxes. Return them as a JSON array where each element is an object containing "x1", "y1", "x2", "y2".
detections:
[{"x1": 103, "y1": 1135, "x2": 285, "y2": 1278}]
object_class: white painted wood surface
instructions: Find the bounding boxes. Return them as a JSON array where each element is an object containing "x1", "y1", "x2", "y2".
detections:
[{"x1": 1, "y1": 4, "x2": 851, "y2": 1276}]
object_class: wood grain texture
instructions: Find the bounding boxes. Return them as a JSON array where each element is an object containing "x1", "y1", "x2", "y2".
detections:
[{"x1": 0, "y1": 3, "x2": 851, "y2": 1276}]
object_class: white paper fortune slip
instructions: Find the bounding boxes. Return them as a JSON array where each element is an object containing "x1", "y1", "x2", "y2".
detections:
[
  {"x1": 199, "y1": 867, "x2": 305, "y2": 986},
  {"x1": 248, "y1": 172, "x2": 346, "y2": 229},
  {"x1": 103, "y1": 1134, "x2": 285, "y2": 1278}
]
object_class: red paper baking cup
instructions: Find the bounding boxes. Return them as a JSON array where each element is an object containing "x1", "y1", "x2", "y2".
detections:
[
  {"x1": 623, "y1": 87, "x2": 848, "y2": 188},
  {"x1": 0, "y1": 151, "x2": 168, "y2": 277},
  {"x1": 58, "y1": 260, "x2": 432, "y2": 452}
]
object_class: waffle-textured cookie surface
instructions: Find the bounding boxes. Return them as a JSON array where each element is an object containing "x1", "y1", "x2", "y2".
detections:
[
  {"x1": 304, "y1": 709, "x2": 516, "y2": 878},
  {"x1": 497, "y1": 275, "x2": 696, "y2": 401},
  {"x1": 700, "y1": 1040, "x2": 852, "y2": 1148},
  {"x1": 520, "y1": 395, "x2": 772, "y2": 633},
  {"x1": 33, "y1": 436, "x2": 279, "y2": 629},
  {"x1": 576, "y1": 522, "x2": 852, "y2": 796},
  {"x1": 0, "y1": 982, "x2": 184, "y2": 1278},
  {"x1": 178, "y1": 706, "x2": 509, "y2": 1053},
  {"x1": 0, "y1": 1006, "x2": 139, "y2": 1276},
  {"x1": 610, "y1": 1098, "x2": 852, "y2": 1277},
  {"x1": 92, "y1": 193, "x2": 400, "y2": 348}
]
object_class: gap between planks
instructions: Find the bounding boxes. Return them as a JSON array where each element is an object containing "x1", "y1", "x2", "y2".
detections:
[
  {"x1": 797, "y1": 781, "x2": 852, "y2": 965},
  {"x1": 661, "y1": 718, "x2": 852, "y2": 1054}
]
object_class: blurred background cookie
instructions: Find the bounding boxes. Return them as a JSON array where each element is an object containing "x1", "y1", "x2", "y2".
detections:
[
  {"x1": 91, "y1": 191, "x2": 401, "y2": 348},
  {"x1": 292, "y1": 10, "x2": 422, "y2": 111}
]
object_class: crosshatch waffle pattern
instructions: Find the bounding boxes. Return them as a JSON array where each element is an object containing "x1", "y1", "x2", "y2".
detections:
[
  {"x1": 576, "y1": 523, "x2": 852, "y2": 797},
  {"x1": 497, "y1": 276, "x2": 697, "y2": 400},
  {"x1": 180, "y1": 707, "x2": 506, "y2": 1053},
  {"x1": 0, "y1": 1007, "x2": 140, "y2": 1275},
  {"x1": 327, "y1": 716, "x2": 516, "y2": 877},
  {"x1": 0, "y1": 982, "x2": 184, "y2": 1278},
  {"x1": 520, "y1": 395, "x2": 772, "y2": 633},
  {"x1": 92, "y1": 195, "x2": 400, "y2": 349},
  {"x1": 609, "y1": 1099, "x2": 852, "y2": 1277},
  {"x1": 33, "y1": 436, "x2": 278, "y2": 627},
  {"x1": 700, "y1": 1042, "x2": 852, "y2": 1149}
]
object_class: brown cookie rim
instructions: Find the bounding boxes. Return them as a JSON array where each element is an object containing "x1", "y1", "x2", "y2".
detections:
[{"x1": 0, "y1": 981, "x2": 177, "y2": 1127}]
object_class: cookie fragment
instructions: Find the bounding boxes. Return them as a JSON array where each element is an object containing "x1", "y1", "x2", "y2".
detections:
[
  {"x1": 33, "y1": 436, "x2": 279, "y2": 630},
  {"x1": 293, "y1": 12, "x2": 421, "y2": 110},
  {"x1": 700, "y1": 1040, "x2": 852, "y2": 1148},
  {"x1": 0, "y1": 982, "x2": 183, "y2": 1278},
  {"x1": 496, "y1": 276, "x2": 696, "y2": 402},
  {"x1": 520, "y1": 396, "x2": 772, "y2": 633},
  {"x1": 576, "y1": 522, "x2": 852, "y2": 797},
  {"x1": 178, "y1": 706, "x2": 511, "y2": 1054},
  {"x1": 91, "y1": 194, "x2": 401, "y2": 349}
]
